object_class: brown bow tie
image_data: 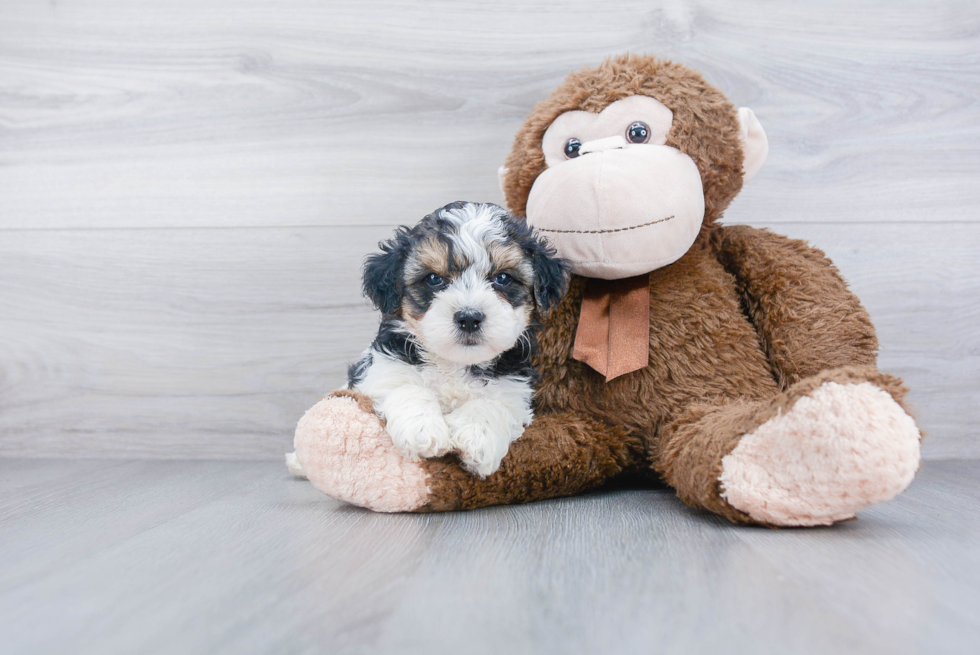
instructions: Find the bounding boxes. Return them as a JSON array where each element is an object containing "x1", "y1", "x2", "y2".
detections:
[{"x1": 571, "y1": 274, "x2": 651, "y2": 381}]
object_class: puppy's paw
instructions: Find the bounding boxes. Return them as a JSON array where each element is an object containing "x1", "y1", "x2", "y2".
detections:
[
  {"x1": 386, "y1": 405, "x2": 453, "y2": 461},
  {"x1": 448, "y1": 422, "x2": 505, "y2": 477},
  {"x1": 446, "y1": 403, "x2": 521, "y2": 477}
]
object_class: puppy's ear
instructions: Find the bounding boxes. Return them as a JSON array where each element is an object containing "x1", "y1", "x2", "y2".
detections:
[
  {"x1": 531, "y1": 243, "x2": 571, "y2": 314},
  {"x1": 362, "y1": 228, "x2": 410, "y2": 316},
  {"x1": 501, "y1": 213, "x2": 570, "y2": 314}
]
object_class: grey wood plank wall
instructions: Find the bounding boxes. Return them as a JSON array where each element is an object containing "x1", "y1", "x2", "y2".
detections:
[{"x1": 1, "y1": 1, "x2": 978, "y2": 459}]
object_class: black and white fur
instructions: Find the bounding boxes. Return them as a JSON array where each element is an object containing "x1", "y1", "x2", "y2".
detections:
[{"x1": 344, "y1": 201, "x2": 569, "y2": 477}]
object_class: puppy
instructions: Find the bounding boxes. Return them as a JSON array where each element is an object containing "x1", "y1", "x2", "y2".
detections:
[{"x1": 288, "y1": 201, "x2": 569, "y2": 478}]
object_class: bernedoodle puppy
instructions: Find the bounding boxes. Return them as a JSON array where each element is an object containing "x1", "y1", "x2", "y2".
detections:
[{"x1": 287, "y1": 201, "x2": 569, "y2": 477}]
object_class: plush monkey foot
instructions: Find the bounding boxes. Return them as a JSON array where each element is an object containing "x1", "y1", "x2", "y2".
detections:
[
  {"x1": 719, "y1": 380, "x2": 921, "y2": 527},
  {"x1": 293, "y1": 391, "x2": 431, "y2": 512}
]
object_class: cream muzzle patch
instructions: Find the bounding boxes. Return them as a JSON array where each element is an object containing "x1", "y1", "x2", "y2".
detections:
[
  {"x1": 525, "y1": 95, "x2": 705, "y2": 280},
  {"x1": 526, "y1": 142, "x2": 705, "y2": 280}
]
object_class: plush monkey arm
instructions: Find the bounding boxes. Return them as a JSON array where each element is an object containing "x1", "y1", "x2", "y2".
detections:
[
  {"x1": 293, "y1": 391, "x2": 643, "y2": 512},
  {"x1": 419, "y1": 411, "x2": 641, "y2": 511},
  {"x1": 714, "y1": 224, "x2": 879, "y2": 389}
]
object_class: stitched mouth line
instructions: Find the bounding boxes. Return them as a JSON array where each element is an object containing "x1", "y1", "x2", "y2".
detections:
[{"x1": 535, "y1": 215, "x2": 674, "y2": 234}]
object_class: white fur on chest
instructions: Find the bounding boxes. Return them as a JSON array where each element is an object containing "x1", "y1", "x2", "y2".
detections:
[{"x1": 353, "y1": 350, "x2": 533, "y2": 477}]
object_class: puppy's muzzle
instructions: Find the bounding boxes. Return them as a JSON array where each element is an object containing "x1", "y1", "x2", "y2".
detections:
[{"x1": 454, "y1": 309, "x2": 484, "y2": 334}]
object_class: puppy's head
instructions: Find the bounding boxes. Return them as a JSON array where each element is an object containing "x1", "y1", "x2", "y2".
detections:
[{"x1": 363, "y1": 201, "x2": 570, "y2": 365}]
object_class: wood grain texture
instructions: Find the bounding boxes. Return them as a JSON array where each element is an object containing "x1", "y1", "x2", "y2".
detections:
[
  {"x1": 1, "y1": 458, "x2": 978, "y2": 654},
  {"x1": 0, "y1": 0, "x2": 977, "y2": 229},
  {"x1": 0, "y1": 0, "x2": 977, "y2": 458},
  {"x1": 0, "y1": 222, "x2": 976, "y2": 459}
]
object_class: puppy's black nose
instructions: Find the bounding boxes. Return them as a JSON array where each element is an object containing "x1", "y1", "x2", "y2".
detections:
[{"x1": 454, "y1": 309, "x2": 484, "y2": 333}]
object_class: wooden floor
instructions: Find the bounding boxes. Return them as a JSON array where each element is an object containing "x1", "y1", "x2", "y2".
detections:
[{"x1": 1, "y1": 458, "x2": 978, "y2": 654}]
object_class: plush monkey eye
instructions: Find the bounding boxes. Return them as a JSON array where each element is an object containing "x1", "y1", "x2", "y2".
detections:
[
  {"x1": 425, "y1": 273, "x2": 446, "y2": 288},
  {"x1": 626, "y1": 121, "x2": 651, "y2": 144},
  {"x1": 563, "y1": 138, "x2": 582, "y2": 159},
  {"x1": 492, "y1": 272, "x2": 513, "y2": 287}
]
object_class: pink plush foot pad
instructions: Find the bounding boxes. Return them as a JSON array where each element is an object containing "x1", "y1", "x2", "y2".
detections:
[
  {"x1": 294, "y1": 395, "x2": 430, "y2": 512},
  {"x1": 720, "y1": 382, "x2": 921, "y2": 526}
]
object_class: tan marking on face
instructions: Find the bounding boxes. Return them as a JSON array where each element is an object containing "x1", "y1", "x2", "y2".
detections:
[
  {"x1": 488, "y1": 243, "x2": 534, "y2": 291},
  {"x1": 415, "y1": 236, "x2": 451, "y2": 274},
  {"x1": 487, "y1": 241, "x2": 526, "y2": 272},
  {"x1": 403, "y1": 236, "x2": 452, "y2": 289},
  {"x1": 401, "y1": 300, "x2": 425, "y2": 325}
]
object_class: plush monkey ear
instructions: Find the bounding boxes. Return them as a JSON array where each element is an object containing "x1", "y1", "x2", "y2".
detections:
[
  {"x1": 362, "y1": 229, "x2": 409, "y2": 316},
  {"x1": 737, "y1": 107, "x2": 768, "y2": 182}
]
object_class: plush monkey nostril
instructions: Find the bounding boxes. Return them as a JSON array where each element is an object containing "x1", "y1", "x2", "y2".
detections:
[{"x1": 454, "y1": 309, "x2": 484, "y2": 334}]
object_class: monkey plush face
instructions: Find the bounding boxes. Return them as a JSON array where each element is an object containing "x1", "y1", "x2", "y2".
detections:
[
  {"x1": 529, "y1": 94, "x2": 704, "y2": 279},
  {"x1": 501, "y1": 55, "x2": 768, "y2": 280}
]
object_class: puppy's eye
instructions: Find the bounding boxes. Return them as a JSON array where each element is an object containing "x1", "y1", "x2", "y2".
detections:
[
  {"x1": 425, "y1": 273, "x2": 446, "y2": 288},
  {"x1": 626, "y1": 121, "x2": 650, "y2": 144},
  {"x1": 492, "y1": 272, "x2": 513, "y2": 287},
  {"x1": 564, "y1": 138, "x2": 582, "y2": 159}
]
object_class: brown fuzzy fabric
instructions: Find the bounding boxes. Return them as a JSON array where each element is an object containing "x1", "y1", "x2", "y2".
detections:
[
  {"x1": 419, "y1": 412, "x2": 643, "y2": 512},
  {"x1": 656, "y1": 365, "x2": 915, "y2": 525},
  {"x1": 714, "y1": 226, "x2": 880, "y2": 388},
  {"x1": 386, "y1": 55, "x2": 918, "y2": 524}
]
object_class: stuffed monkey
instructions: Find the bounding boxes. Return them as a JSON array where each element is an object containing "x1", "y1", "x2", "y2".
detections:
[{"x1": 292, "y1": 55, "x2": 921, "y2": 526}]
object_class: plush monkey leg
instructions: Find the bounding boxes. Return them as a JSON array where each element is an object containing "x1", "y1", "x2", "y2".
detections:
[
  {"x1": 655, "y1": 366, "x2": 922, "y2": 527},
  {"x1": 293, "y1": 390, "x2": 642, "y2": 513}
]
